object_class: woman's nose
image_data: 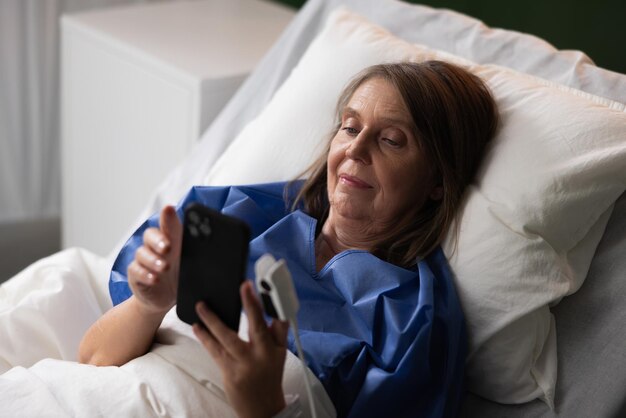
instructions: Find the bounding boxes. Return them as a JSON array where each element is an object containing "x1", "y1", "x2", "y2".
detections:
[{"x1": 346, "y1": 131, "x2": 372, "y2": 163}]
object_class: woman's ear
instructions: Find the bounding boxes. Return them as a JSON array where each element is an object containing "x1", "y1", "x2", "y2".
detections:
[{"x1": 430, "y1": 186, "x2": 444, "y2": 201}]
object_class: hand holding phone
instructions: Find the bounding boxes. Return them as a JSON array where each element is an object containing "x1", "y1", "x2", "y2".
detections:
[
  {"x1": 127, "y1": 205, "x2": 182, "y2": 314},
  {"x1": 176, "y1": 203, "x2": 251, "y2": 331}
]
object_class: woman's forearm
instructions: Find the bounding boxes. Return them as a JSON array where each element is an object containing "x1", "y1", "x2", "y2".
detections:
[{"x1": 78, "y1": 296, "x2": 167, "y2": 366}]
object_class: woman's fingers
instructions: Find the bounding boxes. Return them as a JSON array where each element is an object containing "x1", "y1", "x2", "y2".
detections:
[
  {"x1": 192, "y1": 323, "x2": 227, "y2": 363},
  {"x1": 135, "y1": 245, "x2": 168, "y2": 273},
  {"x1": 269, "y1": 319, "x2": 289, "y2": 348},
  {"x1": 142, "y1": 205, "x2": 181, "y2": 257},
  {"x1": 195, "y1": 301, "x2": 246, "y2": 359},
  {"x1": 128, "y1": 260, "x2": 156, "y2": 286},
  {"x1": 241, "y1": 281, "x2": 271, "y2": 343},
  {"x1": 138, "y1": 206, "x2": 182, "y2": 276},
  {"x1": 143, "y1": 228, "x2": 170, "y2": 256}
]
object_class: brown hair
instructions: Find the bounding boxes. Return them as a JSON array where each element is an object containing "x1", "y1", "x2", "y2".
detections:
[{"x1": 291, "y1": 61, "x2": 499, "y2": 267}]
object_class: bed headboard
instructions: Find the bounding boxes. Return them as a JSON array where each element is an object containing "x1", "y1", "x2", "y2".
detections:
[{"x1": 273, "y1": 0, "x2": 626, "y2": 75}]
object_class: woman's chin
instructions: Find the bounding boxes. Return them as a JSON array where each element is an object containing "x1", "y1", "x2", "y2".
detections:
[{"x1": 330, "y1": 201, "x2": 371, "y2": 223}]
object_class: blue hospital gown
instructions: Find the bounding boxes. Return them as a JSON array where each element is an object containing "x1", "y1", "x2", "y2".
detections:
[{"x1": 109, "y1": 182, "x2": 467, "y2": 418}]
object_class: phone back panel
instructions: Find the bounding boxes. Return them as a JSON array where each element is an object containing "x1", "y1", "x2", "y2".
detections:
[{"x1": 177, "y1": 203, "x2": 250, "y2": 330}]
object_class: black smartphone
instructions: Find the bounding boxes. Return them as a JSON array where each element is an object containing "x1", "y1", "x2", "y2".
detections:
[{"x1": 176, "y1": 203, "x2": 251, "y2": 331}]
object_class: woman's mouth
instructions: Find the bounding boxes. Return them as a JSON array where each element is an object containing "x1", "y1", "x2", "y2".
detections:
[{"x1": 339, "y1": 174, "x2": 373, "y2": 189}]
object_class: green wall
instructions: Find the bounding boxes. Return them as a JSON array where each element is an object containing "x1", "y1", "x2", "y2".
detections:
[{"x1": 273, "y1": 0, "x2": 626, "y2": 75}]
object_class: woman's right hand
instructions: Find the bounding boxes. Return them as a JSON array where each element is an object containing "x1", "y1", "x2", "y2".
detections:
[
  {"x1": 128, "y1": 205, "x2": 183, "y2": 314},
  {"x1": 79, "y1": 205, "x2": 183, "y2": 366}
]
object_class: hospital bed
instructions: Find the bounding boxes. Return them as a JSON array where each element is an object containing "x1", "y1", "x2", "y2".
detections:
[{"x1": 0, "y1": 0, "x2": 624, "y2": 417}]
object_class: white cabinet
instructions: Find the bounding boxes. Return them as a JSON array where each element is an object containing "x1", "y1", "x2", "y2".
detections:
[{"x1": 61, "y1": 0, "x2": 295, "y2": 256}]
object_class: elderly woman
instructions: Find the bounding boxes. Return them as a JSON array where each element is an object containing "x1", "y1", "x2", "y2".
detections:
[{"x1": 80, "y1": 61, "x2": 498, "y2": 418}]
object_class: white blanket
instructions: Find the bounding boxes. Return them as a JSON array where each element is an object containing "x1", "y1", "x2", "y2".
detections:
[{"x1": 0, "y1": 249, "x2": 335, "y2": 417}]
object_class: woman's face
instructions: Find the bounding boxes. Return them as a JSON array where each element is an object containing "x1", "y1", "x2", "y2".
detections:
[{"x1": 326, "y1": 78, "x2": 438, "y2": 229}]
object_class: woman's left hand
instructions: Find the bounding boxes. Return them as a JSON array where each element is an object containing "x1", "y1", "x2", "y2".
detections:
[{"x1": 193, "y1": 281, "x2": 289, "y2": 418}]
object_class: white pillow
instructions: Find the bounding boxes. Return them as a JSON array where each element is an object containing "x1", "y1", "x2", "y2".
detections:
[{"x1": 204, "y1": 8, "x2": 626, "y2": 407}]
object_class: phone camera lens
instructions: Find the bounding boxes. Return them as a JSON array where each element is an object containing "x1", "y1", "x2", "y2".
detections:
[
  {"x1": 199, "y1": 219, "x2": 211, "y2": 236},
  {"x1": 188, "y1": 211, "x2": 200, "y2": 224},
  {"x1": 260, "y1": 280, "x2": 272, "y2": 291}
]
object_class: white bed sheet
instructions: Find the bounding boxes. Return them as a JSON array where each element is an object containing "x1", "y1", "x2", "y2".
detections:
[{"x1": 0, "y1": 249, "x2": 334, "y2": 417}]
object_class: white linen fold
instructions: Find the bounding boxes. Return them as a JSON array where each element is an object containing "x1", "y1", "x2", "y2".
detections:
[{"x1": 0, "y1": 249, "x2": 335, "y2": 417}]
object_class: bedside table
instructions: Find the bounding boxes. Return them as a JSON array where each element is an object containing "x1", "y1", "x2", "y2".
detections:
[{"x1": 61, "y1": 0, "x2": 295, "y2": 256}]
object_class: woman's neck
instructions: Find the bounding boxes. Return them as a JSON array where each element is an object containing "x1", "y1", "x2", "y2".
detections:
[
  {"x1": 314, "y1": 206, "x2": 420, "y2": 271},
  {"x1": 315, "y1": 212, "x2": 381, "y2": 271}
]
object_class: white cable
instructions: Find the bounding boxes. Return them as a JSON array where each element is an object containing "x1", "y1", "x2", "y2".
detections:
[
  {"x1": 290, "y1": 318, "x2": 318, "y2": 418},
  {"x1": 255, "y1": 254, "x2": 318, "y2": 418}
]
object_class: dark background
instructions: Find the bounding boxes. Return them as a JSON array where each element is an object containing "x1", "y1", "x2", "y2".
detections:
[{"x1": 272, "y1": 0, "x2": 626, "y2": 75}]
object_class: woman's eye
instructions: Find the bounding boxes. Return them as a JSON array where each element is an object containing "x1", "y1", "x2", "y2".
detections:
[
  {"x1": 383, "y1": 138, "x2": 400, "y2": 147},
  {"x1": 342, "y1": 127, "x2": 359, "y2": 135}
]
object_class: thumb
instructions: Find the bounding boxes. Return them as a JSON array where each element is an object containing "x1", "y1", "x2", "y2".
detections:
[{"x1": 159, "y1": 205, "x2": 183, "y2": 248}]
